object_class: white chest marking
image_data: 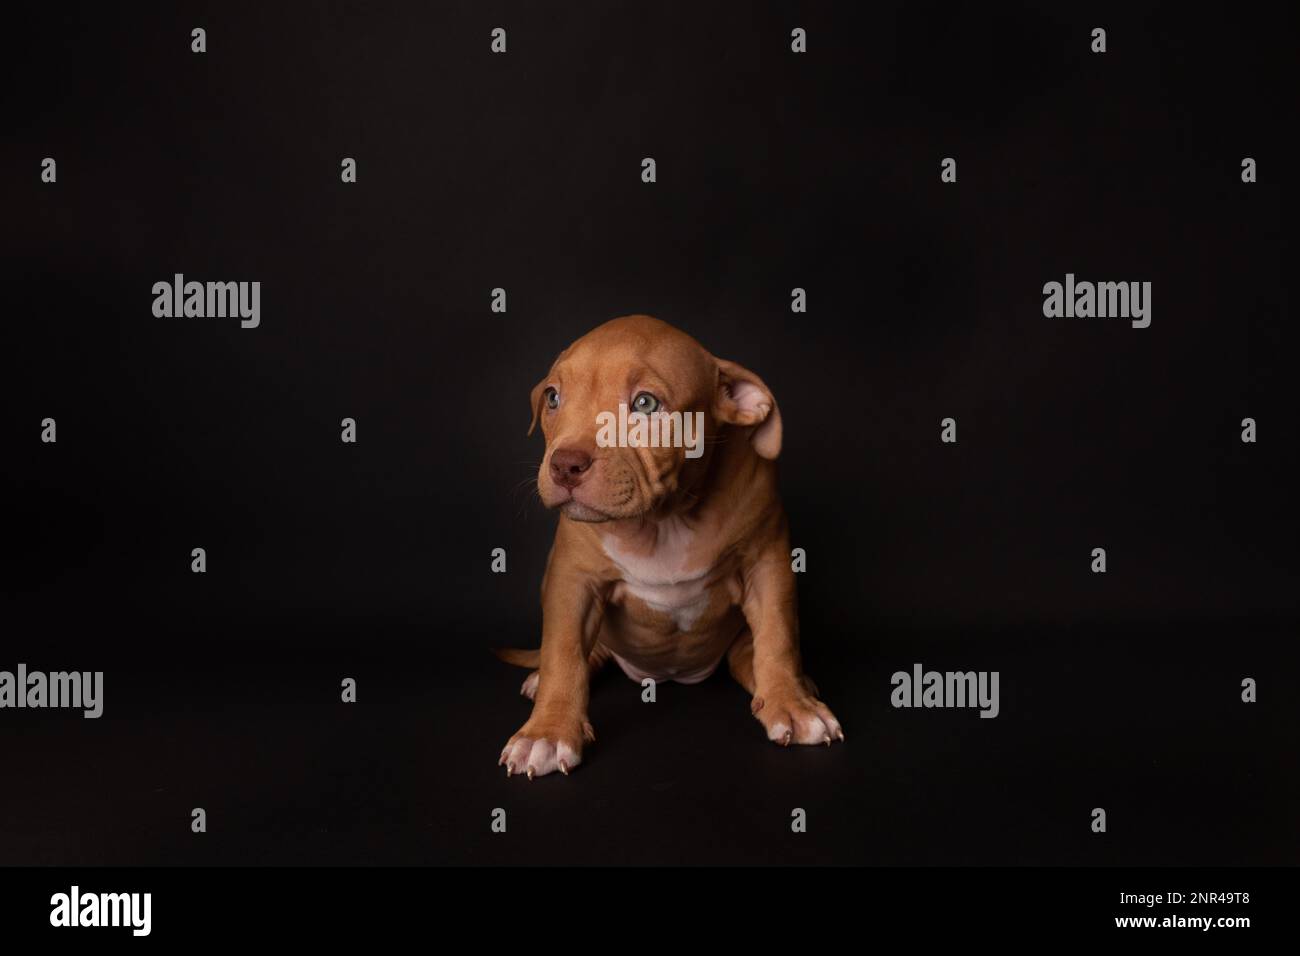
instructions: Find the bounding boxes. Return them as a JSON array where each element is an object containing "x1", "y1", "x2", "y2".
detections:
[{"x1": 602, "y1": 520, "x2": 711, "y2": 632}]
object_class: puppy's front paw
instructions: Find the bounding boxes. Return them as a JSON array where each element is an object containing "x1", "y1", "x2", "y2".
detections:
[
  {"x1": 752, "y1": 680, "x2": 844, "y2": 746},
  {"x1": 499, "y1": 715, "x2": 594, "y2": 779},
  {"x1": 519, "y1": 670, "x2": 540, "y2": 700}
]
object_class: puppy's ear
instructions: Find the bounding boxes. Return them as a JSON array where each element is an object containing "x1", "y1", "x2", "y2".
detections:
[
  {"x1": 713, "y1": 358, "x2": 782, "y2": 459},
  {"x1": 528, "y1": 378, "x2": 546, "y2": 436}
]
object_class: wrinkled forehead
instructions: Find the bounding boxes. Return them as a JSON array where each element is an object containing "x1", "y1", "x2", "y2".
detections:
[{"x1": 551, "y1": 331, "x2": 714, "y2": 400}]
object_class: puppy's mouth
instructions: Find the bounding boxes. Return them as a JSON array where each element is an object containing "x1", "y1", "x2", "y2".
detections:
[
  {"x1": 547, "y1": 485, "x2": 646, "y2": 523},
  {"x1": 560, "y1": 499, "x2": 614, "y2": 523}
]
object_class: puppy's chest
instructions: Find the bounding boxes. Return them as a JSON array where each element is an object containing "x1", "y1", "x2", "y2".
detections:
[{"x1": 601, "y1": 525, "x2": 733, "y2": 633}]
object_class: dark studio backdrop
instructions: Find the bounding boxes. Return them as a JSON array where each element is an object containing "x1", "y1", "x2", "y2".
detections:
[{"x1": 2, "y1": 2, "x2": 1296, "y2": 868}]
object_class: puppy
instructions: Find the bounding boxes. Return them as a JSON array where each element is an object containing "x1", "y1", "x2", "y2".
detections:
[{"x1": 497, "y1": 315, "x2": 842, "y2": 778}]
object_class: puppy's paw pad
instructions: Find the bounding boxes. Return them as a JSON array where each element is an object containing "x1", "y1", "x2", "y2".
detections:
[
  {"x1": 756, "y1": 688, "x2": 844, "y2": 747},
  {"x1": 499, "y1": 729, "x2": 584, "y2": 778},
  {"x1": 766, "y1": 721, "x2": 793, "y2": 745},
  {"x1": 519, "y1": 671, "x2": 540, "y2": 700},
  {"x1": 793, "y1": 713, "x2": 831, "y2": 745}
]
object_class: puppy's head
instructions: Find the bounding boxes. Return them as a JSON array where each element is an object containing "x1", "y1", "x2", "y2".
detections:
[{"x1": 529, "y1": 315, "x2": 782, "y2": 522}]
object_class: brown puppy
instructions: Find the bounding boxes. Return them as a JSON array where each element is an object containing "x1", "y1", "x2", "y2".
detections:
[{"x1": 497, "y1": 315, "x2": 842, "y2": 778}]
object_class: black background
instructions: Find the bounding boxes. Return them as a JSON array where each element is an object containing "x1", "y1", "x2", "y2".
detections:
[{"x1": 3, "y1": 1, "x2": 1295, "y2": 866}]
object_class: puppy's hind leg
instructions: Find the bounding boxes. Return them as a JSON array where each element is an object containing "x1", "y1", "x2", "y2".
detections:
[{"x1": 520, "y1": 643, "x2": 611, "y2": 701}]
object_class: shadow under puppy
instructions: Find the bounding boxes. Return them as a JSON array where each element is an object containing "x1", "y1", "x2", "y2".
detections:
[{"x1": 497, "y1": 315, "x2": 843, "y2": 779}]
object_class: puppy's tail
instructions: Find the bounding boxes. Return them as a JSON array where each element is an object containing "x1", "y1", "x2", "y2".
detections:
[{"x1": 492, "y1": 647, "x2": 541, "y2": 669}]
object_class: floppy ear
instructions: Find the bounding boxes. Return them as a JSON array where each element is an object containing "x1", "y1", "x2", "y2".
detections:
[
  {"x1": 527, "y1": 379, "x2": 546, "y2": 436},
  {"x1": 713, "y1": 358, "x2": 782, "y2": 459}
]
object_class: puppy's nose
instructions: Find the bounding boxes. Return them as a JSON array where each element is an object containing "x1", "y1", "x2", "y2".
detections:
[{"x1": 550, "y1": 448, "x2": 593, "y2": 488}]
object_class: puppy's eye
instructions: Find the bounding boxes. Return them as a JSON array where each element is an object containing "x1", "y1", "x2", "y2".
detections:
[
  {"x1": 544, "y1": 387, "x2": 559, "y2": 410},
  {"x1": 631, "y1": 392, "x2": 661, "y2": 414}
]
